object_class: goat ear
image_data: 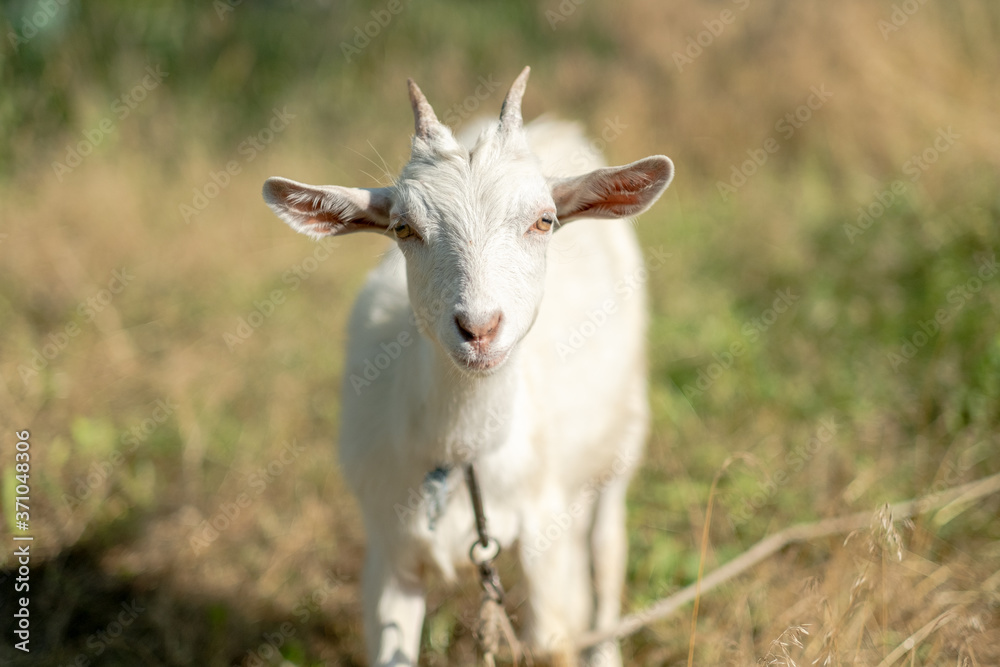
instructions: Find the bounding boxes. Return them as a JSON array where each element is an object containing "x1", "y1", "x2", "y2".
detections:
[
  {"x1": 550, "y1": 156, "x2": 674, "y2": 224},
  {"x1": 262, "y1": 177, "x2": 393, "y2": 239}
]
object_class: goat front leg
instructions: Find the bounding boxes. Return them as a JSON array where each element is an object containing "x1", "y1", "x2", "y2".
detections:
[
  {"x1": 519, "y1": 497, "x2": 594, "y2": 666},
  {"x1": 363, "y1": 547, "x2": 426, "y2": 666}
]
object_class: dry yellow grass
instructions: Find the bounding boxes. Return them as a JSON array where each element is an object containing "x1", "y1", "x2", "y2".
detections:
[{"x1": 1, "y1": 1, "x2": 998, "y2": 664}]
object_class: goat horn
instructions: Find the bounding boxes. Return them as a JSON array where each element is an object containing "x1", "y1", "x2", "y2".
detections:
[
  {"x1": 407, "y1": 78, "x2": 442, "y2": 140},
  {"x1": 499, "y1": 66, "x2": 531, "y2": 130}
]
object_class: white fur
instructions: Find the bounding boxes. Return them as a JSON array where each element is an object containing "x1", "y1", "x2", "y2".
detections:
[{"x1": 262, "y1": 69, "x2": 673, "y2": 666}]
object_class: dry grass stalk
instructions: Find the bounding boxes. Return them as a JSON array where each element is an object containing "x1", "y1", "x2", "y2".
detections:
[
  {"x1": 759, "y1": 624, "x2": 809, "y2": 667},
  {"x1": 578, "y1": 472, "x2": 1000, "y2": 650}
]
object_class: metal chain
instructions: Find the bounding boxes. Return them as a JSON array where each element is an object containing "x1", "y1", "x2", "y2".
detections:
[{"x1": 464, "y1": 463, "x2": 522, "y2": 665}]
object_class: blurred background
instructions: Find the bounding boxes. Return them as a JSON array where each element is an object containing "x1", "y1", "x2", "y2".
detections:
[{"x1": 1, "y1": 1, "x2": 999, "y2": 664}]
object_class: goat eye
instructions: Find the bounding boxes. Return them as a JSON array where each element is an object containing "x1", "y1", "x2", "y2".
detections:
[
  {"x1": 532, "y1": 213, "x2": 556, "y2": 234},
  {"x1": 393, "y1": 222, "x2": 415, "y2": 240}
]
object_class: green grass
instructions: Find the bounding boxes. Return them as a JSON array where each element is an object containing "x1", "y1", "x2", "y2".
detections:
[{"x1": 2, "y1": 0, "x2": 1000, "y2": 664}]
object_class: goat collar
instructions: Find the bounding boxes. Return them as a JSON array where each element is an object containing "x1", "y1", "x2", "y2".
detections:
[
  {"x1": 421, "y1": 463, "x2": 503, "y2": 600},
  {"x1": 422, "y1": 465, "x2": 451, "y2": 530}
]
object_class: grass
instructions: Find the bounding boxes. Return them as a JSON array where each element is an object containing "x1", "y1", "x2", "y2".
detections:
[{"x1": 1, "y1": 0, "x2": 999, "y2": 664}]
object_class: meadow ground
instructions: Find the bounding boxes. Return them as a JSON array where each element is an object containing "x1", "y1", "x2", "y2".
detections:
[{"x1": 1, "y1": 1, "x2": 999, "y2": 665}]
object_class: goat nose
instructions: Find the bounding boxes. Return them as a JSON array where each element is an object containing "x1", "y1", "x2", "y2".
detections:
[{"x1": 455, "y1": 312, "x2": 502, "y2": 347}]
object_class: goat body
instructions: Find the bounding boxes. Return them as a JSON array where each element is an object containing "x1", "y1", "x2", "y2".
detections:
[{"x1": 263, "y1": 68, "x2": 673, "y2": 666}]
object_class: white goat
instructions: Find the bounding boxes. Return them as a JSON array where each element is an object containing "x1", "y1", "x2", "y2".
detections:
[{"x1": 262, "y1": 67, "x2": 673, "y2": 666}]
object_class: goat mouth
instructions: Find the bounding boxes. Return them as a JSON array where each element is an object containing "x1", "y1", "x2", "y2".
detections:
[{"x1": 453, "y1": 349, "x2": 510, "y2": 374}]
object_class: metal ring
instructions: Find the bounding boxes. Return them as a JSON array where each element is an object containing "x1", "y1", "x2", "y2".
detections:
[{"x1": 469, "y1": 536, "x2": 501, "y2": 565}]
